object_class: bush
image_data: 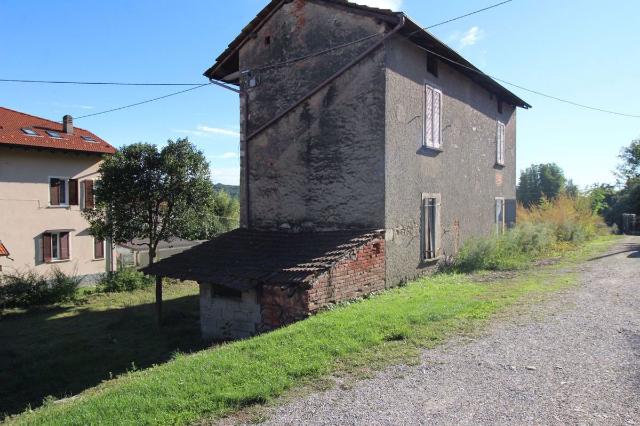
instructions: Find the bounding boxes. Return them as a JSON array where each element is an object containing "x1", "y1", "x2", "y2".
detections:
[
  {"x1": 97, "y1": 268, "x2": 153, "y2": 293},
  {"x1": 449, "y1": 195, "x2": 608, "y2": 273},
  {"x1": 0, "y1": 267, "x2": 81, "y2": 308}
]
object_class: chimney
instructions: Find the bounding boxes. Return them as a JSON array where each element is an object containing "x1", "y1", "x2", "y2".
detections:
[{"x1": 63, "y1": 115, "x2": 74, "y2": 134}]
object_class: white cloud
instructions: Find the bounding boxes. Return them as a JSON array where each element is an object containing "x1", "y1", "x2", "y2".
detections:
[
  {"x1": 173, "y1": 125, "x2": 240, "y2": 139},
  {"x1": 209, "y1": 152, "x2": 239, "y2": 160},
  {"x1": 197, "y1": 125, "x2": 240, "y2": 137},
  {"x1": 210, "y1": 167, "x2": 240, "y2": 185},
  {"x1": 459, "y1": 26, "x2": 484, "y2": 47},
  {"x1": 350, "y1": 0, "x2": 403, "y2": 11}
]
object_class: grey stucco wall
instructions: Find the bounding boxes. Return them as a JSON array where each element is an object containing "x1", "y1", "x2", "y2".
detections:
[
  {"x1": 383, "y1": 35, "x2": 517, "y2": 285},
  {"x1": 199, "y1": 283, "x2": 262, "y2": 340},
  {"x1": 238, "y1": 0, "x2": 389, "y2": 231}
]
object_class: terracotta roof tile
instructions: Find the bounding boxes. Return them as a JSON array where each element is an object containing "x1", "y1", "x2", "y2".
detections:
[
  {"x1": 145, "y1": 228, "x2": 383, "y2": 290},
  {"x1": 0, "y1": 107, "x2": 116, "y2": 155},
  {"x1": 0, "y1": 241, "x2": 9, "y2": 257}
]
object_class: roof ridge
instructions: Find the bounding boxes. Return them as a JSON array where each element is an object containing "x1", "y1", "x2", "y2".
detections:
[{"x1": 0, "y1": 106, "x2": 99, "y2": 135}]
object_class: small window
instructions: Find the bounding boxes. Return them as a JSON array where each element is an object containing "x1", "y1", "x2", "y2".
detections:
[
  {"x1": 82, "y1": 136, "x2": 97, "y2": 143},
  {"x1": 42, "y1": 231, "x2": 70, "y2": 263},
  {"x1": 496, "y1": 121, "x2": 506, "y2": 166},
  {"x1": 21, "y1": 128, "x2": 38, "y2": 136},
  {"x1": 94, "y1": 238, "x2": 105, "y2": 260},
  {"x1": 264, "y1": 35, "x2": 271, "y2": 46},
  {"x1": 427, "y1": 53, "x2": 438, "y2": 77},
  {"x1": 495, "y1": 198, "x2": 506, "y2": 234},
  {"x1": 497, "y1": 99, "x2": 503, "y2": 114},
  {"x1": 211, "y1": 284, "x2": 242, "y2": 300},
  {"x1": 422, "y1": 194, "x2": 441, "y2": 260},
  {"x1": 46, "y1": 130, "x2": 62, "y2": 138},
  {"x1": 424, "y1": 84, "x2": 443, "y2": 150}
]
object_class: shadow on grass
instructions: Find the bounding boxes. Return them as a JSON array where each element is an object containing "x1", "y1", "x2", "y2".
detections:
[
  {"x1": 0, "y1": 293, "x2": 205, "y2": 418},
  {"x1": 587, "y1": 242, "x2": 640, "y2": 262}
]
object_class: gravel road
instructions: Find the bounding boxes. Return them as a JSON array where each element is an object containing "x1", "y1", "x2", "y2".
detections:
[{"x1": 261, "y1": 236, "x2": 640, "y2": 425}]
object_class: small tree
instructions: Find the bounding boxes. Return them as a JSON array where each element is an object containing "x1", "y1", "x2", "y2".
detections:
[
  {"x1": 517, "y1": 163, "x2": 567, "y2": 207},
  {"x1": 84, "y1": 138, "x2": 214, "y2": 323},
  {"x1": 616, "y1": 139, "x2": 640, "y2": 184}
]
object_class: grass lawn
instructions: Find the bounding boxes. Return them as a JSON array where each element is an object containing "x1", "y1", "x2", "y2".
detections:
[
  {"x1": 7, "y1": 236, "x2": 618, "y2": 426},
  {"x1": 0, "y1": 282, "x2": 203, "y2": 419}
]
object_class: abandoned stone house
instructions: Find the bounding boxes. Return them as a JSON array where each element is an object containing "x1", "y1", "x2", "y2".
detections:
[{"x1": 148, "y1": 0, "x2": 530, "y2": 340}]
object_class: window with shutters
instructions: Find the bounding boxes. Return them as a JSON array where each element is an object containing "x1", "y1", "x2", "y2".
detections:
[
  {"x1": 496, "y1": 121, "x2": 506, "y2": 166},
  {"x1": 42, "y1": 231, "x2": 70, "y2": 262},
  {"x1": 49, "y1": 178, "x2": 79, "y2": 207},
  {"x1": 495, "y1": 197, "x2": 506, "y2": 234},
  {"x1": 422, "y1": 193, "x2": 441, "y2": 260},
  {"x1": 94, "y1": 238, "x2": 105, "y2": 260},
  {"x1": 424, "y1": 84, "x2": 443, "y2": 150},
  {"x1": 82, "y1": 180, "x2": 95, "y2": 210}
]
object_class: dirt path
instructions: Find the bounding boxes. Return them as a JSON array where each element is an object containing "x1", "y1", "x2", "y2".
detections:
[{"x1": 260, "y1": 237, "x2": 640, "y2": 425}]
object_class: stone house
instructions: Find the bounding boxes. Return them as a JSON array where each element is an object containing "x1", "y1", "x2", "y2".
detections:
[
  {"x1": 0, "y1": 107, "x2": 116, "y2": 281},
  {"x1": 148, "y1": 0, "x2": 530, "y2": 340}
]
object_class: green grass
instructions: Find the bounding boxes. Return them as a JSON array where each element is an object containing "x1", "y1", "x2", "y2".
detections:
[
  {"x1": 7, "y1": 236, "x2": 619, "y2": 426},
  {"x1": 0, "y1": 282, "x2": 202, "y2": 419}
]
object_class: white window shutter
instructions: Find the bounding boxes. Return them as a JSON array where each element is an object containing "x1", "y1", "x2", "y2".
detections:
[
  {"x1": 496, "y1": 122, "x2": 505, "y2": 165},
  {"x1": 433, "y1": 90, "x2": 442, "y2": 148},
  {"x1": 425, "y1": 85, "x2": 434, "y2": 147}
]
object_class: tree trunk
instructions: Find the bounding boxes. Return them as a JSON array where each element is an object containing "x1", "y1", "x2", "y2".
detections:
[
  {"x1": 149, "y1": 249, "x2": 163, "y2": 325},
  {"x1": 155, "y1": 275, "x2": 163, "y2": 326}
]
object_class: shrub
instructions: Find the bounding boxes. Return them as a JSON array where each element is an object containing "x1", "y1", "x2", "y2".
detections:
[
  {"x1": 0, "y1": 267, "x2": 81, "y2": 308},
  {"x1": 449, "y1": 195, "x2": 608, "y2": 274},
  {"x1": 97, "y1": 268, "x2": 153, "y2": 293}
]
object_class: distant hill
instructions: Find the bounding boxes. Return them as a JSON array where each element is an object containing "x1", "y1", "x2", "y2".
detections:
[{"x1": 213, "y1": 184, "x2": 240, "y2": 198}]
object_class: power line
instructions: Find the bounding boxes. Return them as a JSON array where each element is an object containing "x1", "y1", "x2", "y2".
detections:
[
  {"x1": 0, "y1": 78, "x2": 203, "y2": 86},
  {"x1": 75, "y1": 83, "x2": 212, "y2": 120},
  {"x1": 251, "y1": 0, "x2": 515, "y2": 73},
  {"x1": 407, "y1": 42, "x2": 640, "y2": 118}
]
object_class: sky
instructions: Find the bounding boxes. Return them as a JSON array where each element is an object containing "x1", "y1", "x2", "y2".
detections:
[{"x1": 1, "y1": 0, "x2": 639, "y2": 187}]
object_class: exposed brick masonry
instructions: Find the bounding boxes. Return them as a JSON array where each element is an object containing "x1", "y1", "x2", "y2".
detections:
[{"x1": 259, "y1": 238, "x2": 386, "y2": 331}]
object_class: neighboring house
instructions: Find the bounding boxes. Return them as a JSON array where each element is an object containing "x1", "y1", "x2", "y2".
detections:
[
  {"x1": 148, "y1": 0, "x2": 530, "y2": 340},
  {"x1": 116, "y1": 238, "x2": 205, "y2": 269},
  {"x1": 0, "y1": 107, "x2": 116, "y2": 281}
]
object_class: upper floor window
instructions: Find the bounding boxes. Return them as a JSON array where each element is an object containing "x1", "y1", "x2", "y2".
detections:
[
  {"x1": 49, "y1": 178, "x2": 79, "y2": 206},
  {"x1": 496, "y1": 121, "x2": 506, "y2": 166},
  {"x1": 424, "y1": 84, "x2": 443, "y2": 150},
  {"x1": 94, "y1": 238, "x2": 105, "y2": 260}
]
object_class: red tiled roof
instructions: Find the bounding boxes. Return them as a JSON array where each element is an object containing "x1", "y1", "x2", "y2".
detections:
[
  {"x1": 0, "y1": 107, "x2": 116, "y2": 155},
  {"x1": 0, "y1": 241, "x2": 9, "y2": 257}
]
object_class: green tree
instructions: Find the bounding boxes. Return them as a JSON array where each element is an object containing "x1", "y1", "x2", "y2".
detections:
[
  {"x1": 179, "y1": 190, "x2": 240, "y2": 240},
  {"x1": 84, "y1": 138, "x2": 215, "y2": 322},
  {"x1": 616, "y1": 139, "x2": 640, "y2": 183},
  {"x1": 517, "y1": 163, "x2": 567, "y2": 207}
]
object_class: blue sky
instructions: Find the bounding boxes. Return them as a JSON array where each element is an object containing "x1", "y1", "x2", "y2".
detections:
[{"x1": 2, "y1": 0, "x2": 639, "y2": 187}]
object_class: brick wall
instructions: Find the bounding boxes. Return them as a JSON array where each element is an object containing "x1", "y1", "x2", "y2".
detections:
[
  {"x1": 308, "y1": 239, "x2": 386, "y2": 312},
  {"x1": 259, "y1": 238, "x2": 386, "y2": 332}
]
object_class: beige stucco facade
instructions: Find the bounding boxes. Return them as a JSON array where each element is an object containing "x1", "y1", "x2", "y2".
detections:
[{"x1": 0, "y1": 146, "x2": 111, "y2": 281}]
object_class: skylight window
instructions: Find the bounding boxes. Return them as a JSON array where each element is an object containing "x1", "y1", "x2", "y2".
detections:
[
  {"x1": 21, "y1": 128, "x2": 38, "y2": 136},
  {"x1": 46, "y1": 130, "x2": 62, "y2": 138},
  {"x1": 81, "y1": 136, "x2": 97, "y2": 143}
]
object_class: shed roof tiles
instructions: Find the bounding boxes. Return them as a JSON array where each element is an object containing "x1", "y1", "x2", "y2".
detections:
[{"x1": 144, "y1": 228, "x2": 383, "y2": 290}]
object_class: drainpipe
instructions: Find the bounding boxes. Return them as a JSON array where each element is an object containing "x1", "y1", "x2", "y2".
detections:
[{"x1": 245, "y1": 14, "x2": 406, "y2": 142}]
